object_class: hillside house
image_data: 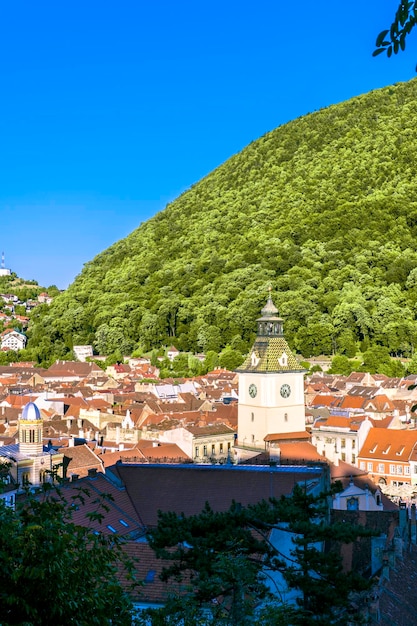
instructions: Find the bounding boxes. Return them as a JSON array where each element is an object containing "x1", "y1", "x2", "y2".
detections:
[
  {"x1": 166, "y1": 346, "x2": 180, "y2": 361},
  {"x1": 0, "y1": 329, "x2": 27, "y2": 351},
  {"x1": 37, "y1": 292, "x2": 53, "y2": 304}
]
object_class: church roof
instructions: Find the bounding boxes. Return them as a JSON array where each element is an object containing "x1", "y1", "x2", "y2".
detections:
[
  {"x1": 21, "y1": 402, "x2": 42, "y2": 421},
  {"x1": 237, "y1": 337, "x2": 304, "y2": 373},
  {"x1": 236, "y1": 294, "x2": 305, "y2": 373},
  {"x1": 257, "y1": 295, "x2": 281, "y2": 321},
  {"x1": 0, "y1": 443, "x2": 57, "y2": 461}
]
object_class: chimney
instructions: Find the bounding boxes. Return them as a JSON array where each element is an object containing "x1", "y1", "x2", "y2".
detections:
[
  {"x1": 270, "y1": 443, "x2": 281, "y2": 464},
  {"x1": 410, "y1": 503, "x2": 416, "y2": 545},
  {"x1": 88, "y1": 468, "x2": 97, "y2": 477},
  {"x1": 71, "y1": 474, "x2": 79, "y2": 482},
  {"x1": 69, "y1": 437, "x2": 75, "y2": 447}
]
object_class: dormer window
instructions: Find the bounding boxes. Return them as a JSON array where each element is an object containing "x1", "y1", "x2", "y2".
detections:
[
  {"x1": 251, "y1": 352, "x2": 260, "y2": 367},
  {"x1": 382, "y1": 445, "x2": 391, "y2": 454},
  {"x1": 279, "y1": 352, "x2": 288, "y2": 367}
]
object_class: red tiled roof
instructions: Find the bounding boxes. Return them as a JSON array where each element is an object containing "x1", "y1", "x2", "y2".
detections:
[
  {"x1": 46, "y1": 473, "x2": 145, "y2": 536},
  {"x1": 359, "y1": 428, "x2": 417, "y2": 462},
  {"x1": 339, "y1": 396, "x2": 366, "y2": 410},
  {"x1": 113, "y1": 464, "x2": 326, "y2": 528},
  {"x1": 264, "y1": 431, "x2": 310, "y2": 442},
  {"x1": 309, "y1": 394, "x2": 341, "y2": 408}
]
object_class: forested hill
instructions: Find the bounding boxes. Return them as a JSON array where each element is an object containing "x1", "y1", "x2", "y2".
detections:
[{"x1": 29, "y1": 78, "x2": 417, "y2": 361}]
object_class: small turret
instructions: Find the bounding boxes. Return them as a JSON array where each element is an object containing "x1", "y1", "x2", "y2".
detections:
[{"x1": 19, "y1": 402, "x2": 43, "y2": 456}]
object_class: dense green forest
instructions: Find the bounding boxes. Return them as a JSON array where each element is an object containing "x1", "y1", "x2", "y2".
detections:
[{"x1": 27, "y1": 78, "x2": 417, "y2": 363}]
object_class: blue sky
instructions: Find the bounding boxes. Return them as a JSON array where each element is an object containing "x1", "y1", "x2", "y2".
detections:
[{"x1": 0, "y1": 1, "x2": 416, "y2": 289}]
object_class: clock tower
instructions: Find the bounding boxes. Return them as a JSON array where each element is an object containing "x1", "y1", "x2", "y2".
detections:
[{"x1": 236, "y1": 293, "x2": 306, "y2": 450}]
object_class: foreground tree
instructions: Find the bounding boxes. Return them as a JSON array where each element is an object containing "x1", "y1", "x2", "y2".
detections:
[
  {"x1": 374, "y1": 2, "x2": 417, "y2": 58},
  {"x1": 144, "y1": 485, "x2": 374, "y2": 625},
  {"x1": 0, "y1": 485, "x2": 140, "y2": 626}
]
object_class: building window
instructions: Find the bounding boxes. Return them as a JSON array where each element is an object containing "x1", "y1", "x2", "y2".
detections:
[
  {"x1": 252, "y1": 434, "x2": 255, "y2": 443},
  {"x1": 397, "y1": 465, "x2": 403, "y2": 474},
  {"x1": 219, "y1": 443, "x2": 223, "y2": 453},
  {"x1": 352, "y1": 440, "x2": 356, "y2": 450},
  {"x1": 390, "y1": 464, "x2": 396, "y2": 474},
  {"x1": 203, "y1": 445, "x2": 207, "y2": 457},
  {"x1": 251, "y1": 412, "x2": 254, "y2": 422},
  {"x1": 367, "y1": 462, "x2": 373, "y2": 472},
  {"x1": 378, "y1": 463, "x2": 385, "y2": 473},
  {"x1": 360, "y1": 462, "x2": 365, "y2": 470},
  {"x1": 352, "y1": 454, "x2": 356, "y2": 464},
  {"x1": 341, "y1": 452, "x2": 346, "y2": 462},
  {"x1": 341, "y1": 439, "x2": 346, "y2": 449},
  {"x1": 405, "y1": 466, "x2": 410, "y2": 475},
  {"x1": 284, "y1": 413, "x2": 288, "y2": 422},
  {"x1": 347, "y1": 497, "x2": 359, "y2": 511},
  {"x1": 211, "y1": 444, "x2": 215, "y2": 455},
  {"x1": 195, "y1": 446, "x2": 199, "y2": 458},
  {"x1": 227, "y1": 442, "x2": 231, "y2": 450}
]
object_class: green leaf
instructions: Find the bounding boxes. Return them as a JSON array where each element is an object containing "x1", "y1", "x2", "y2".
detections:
[{"x1": 376, "y1": 29, "x2": 389, "y2": 46}]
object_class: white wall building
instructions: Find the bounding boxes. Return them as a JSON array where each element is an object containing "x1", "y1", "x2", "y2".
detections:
[{"x1": 0, "y1": 329, "x2": 27, "y2": 351}]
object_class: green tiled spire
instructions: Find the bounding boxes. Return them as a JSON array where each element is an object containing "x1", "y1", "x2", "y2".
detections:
[{"x1": 237, "y1": 293, "x2": 304, "y2": 373}]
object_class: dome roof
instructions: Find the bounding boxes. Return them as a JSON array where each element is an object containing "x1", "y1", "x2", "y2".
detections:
[
  {"x1": 261, "y1": 296, "x2": 279, "y2": 317},
  {"x1": 21, "y1": 402, "x2": 42, "y2": 421},
  {"x1": 257, "y1": 296, "x2": 282, "y2": 322}
]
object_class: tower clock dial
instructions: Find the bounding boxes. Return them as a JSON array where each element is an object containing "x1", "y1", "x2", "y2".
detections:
[
  {"x1": 249, "y1": 383, "x2": 257, "y2": 398},
  {"x1": 280, "y1": 383, "x2": 291, "y2": 398}
]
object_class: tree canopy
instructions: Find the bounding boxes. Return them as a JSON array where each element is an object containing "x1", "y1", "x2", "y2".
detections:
[
  {"x1": 0, "y1": 485, "x2": 140, "y2": 625},
  {"x1": 27, "y1": 78, "x2": 417, "y2": 362}
]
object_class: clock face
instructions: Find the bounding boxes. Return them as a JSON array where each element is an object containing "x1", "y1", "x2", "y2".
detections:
[
  {"x1": 249, "y1": 383, "x2": 257, "y2": 398},
  {"x1": 280, "y1": 383, "x2": 291, "y2": 398}
]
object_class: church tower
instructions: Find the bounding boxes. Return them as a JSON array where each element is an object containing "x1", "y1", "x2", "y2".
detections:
[
  {"x1": 19, "y1": 402, "x2": 44, "y2": 456},
  {"x1": 236, "y1": 293, "x2": 306, "y2": 450}
]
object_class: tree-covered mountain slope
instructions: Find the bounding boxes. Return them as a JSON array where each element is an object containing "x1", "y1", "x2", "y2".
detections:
[{"x1": 29, "y1": 78, "x2": 417, "y2": 361}]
